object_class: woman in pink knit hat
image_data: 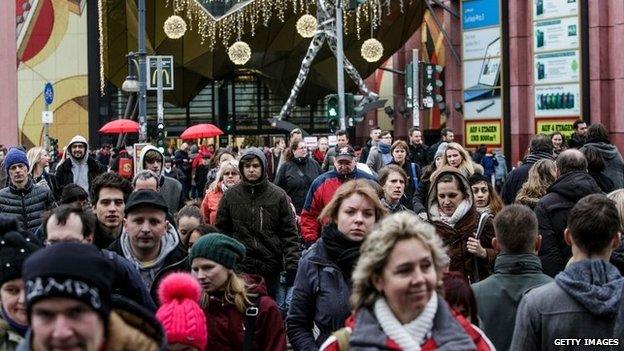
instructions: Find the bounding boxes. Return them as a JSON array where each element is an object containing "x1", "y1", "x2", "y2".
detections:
[{"x1": 156, "y1": 272, "x2": 208, "y2": 351}]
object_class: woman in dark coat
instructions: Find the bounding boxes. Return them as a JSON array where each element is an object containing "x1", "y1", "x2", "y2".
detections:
[
  {"x1": 274, "y1": 139, "x2": 321, "y2": 214},
  {"x1": 287, "y1": 180, "x2": 386, "y2": 350},
  {"x1": 389, "y1": 140, "x2": 417, "y2": 210},
  {"x1": 427, "y1": 166, "x2": 497, "y2": 283}
]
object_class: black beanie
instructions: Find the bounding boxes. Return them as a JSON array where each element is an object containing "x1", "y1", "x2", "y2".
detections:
[
  {"x1": 22, "y1": 243, "x2": 114, "y2": 324},
  {"x1": 0, "y1": 216, "x2": 41, "y2": 287}
]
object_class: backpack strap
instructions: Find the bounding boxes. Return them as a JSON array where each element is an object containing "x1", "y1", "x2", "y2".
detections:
[
  {"x1": 332, "y1": 327, "x2": 352, "y2": 351},
  {"x1": 243, "y1": 294, "x2": 260, "y2": 351}
]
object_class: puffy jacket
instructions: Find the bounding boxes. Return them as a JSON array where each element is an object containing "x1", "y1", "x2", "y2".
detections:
[
  {"x1": 320, "y1": 296, "x2": 493, "y2": 351},
  {"x1": 0, "y1": 180, "x2": 55, "y2": 233},
  {"x1": 274, "y1": 156, "x2": 321, "y2": 213},
  {"x1": 215, "y1": 148, "x2": 301, "y2": 277},
  {"x1": 202, "y1": 275, "x2": 287, "y2": 351},
  {"x1": 201, "y1": 183, "x2": 224, "y2": 225},
  {"x1": 535, "y1": 171, "x2": 602, "y2": 277},
  {"x1": 287, "y1": 235, "x2": 352, "y2": 350},
  {"x1": 581, "y1": 141, "x2": 624, "y2": 189},
  {"x1": 54, "y1": 136, "x2": 106, "y2": 196},
  {"x1": 427, "y1": 167, "x2": 497, "y2": 283},
  {"x1": 299, "y1": 169, "x2": 377, "y2": 244}
]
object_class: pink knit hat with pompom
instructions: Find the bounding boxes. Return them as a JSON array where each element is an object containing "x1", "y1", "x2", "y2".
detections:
[{"x1": 156, "y1": 272, "x2": 208, "y2": 350}]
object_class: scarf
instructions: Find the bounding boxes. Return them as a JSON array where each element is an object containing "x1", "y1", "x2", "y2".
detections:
[
  {"x1": 524, "y1": 151, "x2": 555, "y2": 165},
  {"x1": 378, "y1": 143, "x2": 391, "y2": 154},
  {"x1": 373, "y1": 293, "x2": 438, "y2": 351},
  {"x1": 382, "y1": 197, "x2": 402, "y2": 213},
  {"x1": 430, "y1": 199, "x2": 472, "y2": 227},
  {"x1": 1, "y1": 306, "x2": 27, "y2": 337},
  {"x1": 321, "y1": 225, "x2": 362, "y2": 279},
  {"x1": 476, "y1": 205, "x2": 491, "y2": 215},
  {"x1": 555, "y1": 259, "x2": 624, "y2": 316}
]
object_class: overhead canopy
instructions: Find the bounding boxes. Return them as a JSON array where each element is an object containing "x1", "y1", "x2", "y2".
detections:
[{"x1": 103, "y1": 0, "x2": 425, "y2": 107}]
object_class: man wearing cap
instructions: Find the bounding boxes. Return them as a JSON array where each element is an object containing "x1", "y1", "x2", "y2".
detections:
[
  {"x1": 0, "y1": 148, "x2": 56, "y2": 233},
  {"x1": 108, "y1": 190, "x2": 188, "y2": 298},
  {"x1": 18, "y1": 243, "x2": 166, "y2": 351},
  {"x1": 321, "y1": 130, "x2": 350, "y2": 172},
  {"x1": 139, "y1": 145, "x2": 185, "y2": 211},
  {"x1": 299, "y1": 144, "x2": 377, "y2": 245},
  {"x1": 54, "y1": 135, "x2": 106, "y2": 197},
  {"x1": 215, "y1": 147, "x2": 300, "y2": 298}
]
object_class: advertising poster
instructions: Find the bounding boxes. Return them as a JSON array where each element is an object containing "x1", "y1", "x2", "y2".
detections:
[
  {"x1": 465, "y1": 120, "x2": 502, "y2": 146},
  {"x1": 534, "y1": 17, "x2": 579, "y2": 52},
  {"x1": 535, "y1": 84, "x2": 581, "y2": 117},
  {"x1": 534, "y1": 50, "x2": 580, "y2": 84},
  {"x1": 534, "y1": 0, "x2": 579, "y2": 20},
  {"x1": 462, "y1": 0, "x2": 502, "y2": 120},
  {"x1": 133, "y1": 143, "x2": 151, "y2": 176},
  {"x1": 535, "y1": 118, "x2": 578, "y2": 138}
]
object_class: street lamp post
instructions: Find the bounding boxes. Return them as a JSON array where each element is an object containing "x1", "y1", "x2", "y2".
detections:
[
  {"x1": 335, "y1": 0, "x2": 346, "y2": 131},
  {"x1": 137, "y1": 0, "x2": 147, "y2": 142}
]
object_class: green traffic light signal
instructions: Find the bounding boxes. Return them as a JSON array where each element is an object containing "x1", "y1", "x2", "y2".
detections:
[{"x1": 325, "y1": 94, "x2": 340, "y2": 131}]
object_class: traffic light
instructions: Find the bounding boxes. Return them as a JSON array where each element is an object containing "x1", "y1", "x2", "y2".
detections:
[
  {"x1": 404, "y1": 63, "x2": 414, "y2": 109},
  {"x1": 49, "y1": 138, "x2": 58, "y2": 163},
  {"x1": 156, "y1": 123, "x2": 166, "y2": 152},
  {"x1": 421, "y1": 63, "x2": 444, "y2": 108},
  {"x1": 325, "y1": 94, "x2": 340, "y2": 132},
  {"x1": 226, "y1": 115, "x2": 234, "y2": 133},
  {"x1": 347, "y1": 0, "x2": 365, "y2": 11}
]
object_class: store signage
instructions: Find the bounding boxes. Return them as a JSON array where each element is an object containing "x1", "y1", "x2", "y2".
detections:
[
  {"x1": 465, "y1": 120, "x2": 501, "y2": 146},
  {"x1": 534, "y1": 50, "x2": 580, "y2": 84},
  {"x1": 535, "y1": 118, "x2": 577, "y2": 138},
  {"x1": 534, "y1": 17, "x2": 579, "y2": 53},
  {"x1": 534, "y1": 0, "x2": 578, "y2": 21}
]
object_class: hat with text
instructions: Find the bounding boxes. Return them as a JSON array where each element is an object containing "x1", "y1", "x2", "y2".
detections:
[{"x1": 335, "y1": 145, "x2": 356, "y2": 161}]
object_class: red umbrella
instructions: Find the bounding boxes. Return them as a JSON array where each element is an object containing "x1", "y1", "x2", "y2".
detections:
[
  {"x1": 180, "y1": 123, "x2": 224, "y2": 139},
  {"x1": 99, "y1": 119, "x2": 140, "y2": 134}
]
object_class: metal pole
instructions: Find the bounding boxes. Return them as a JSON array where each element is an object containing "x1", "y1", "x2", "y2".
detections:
[
  {"x1": 43, "y1": 102, "x2": 49, "y2": 150},
  {"x1": 137, "y1": 0, "x2": 147, "y2": 142},
  {"x1": 335, "y1": 0, "x2": 346, "y2": 131},
  {"x1": 412, "y1": 49, "x2": 420, "y2": 128},
  {"x1": 156, "y1": 57, "x2": 164, "y2": 126}
]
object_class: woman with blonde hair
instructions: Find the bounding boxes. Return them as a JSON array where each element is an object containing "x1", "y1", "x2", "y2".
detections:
[
  {"x1": 320, "y1": 212, "x2": 493, "y2": 350},
  {"x1": 26, "y1": 146, "x2": 52, "y2": 189},
  {"x1": 201, "y1": 158, "x2": 241, "y2": 224},
  {"x1": 190, "y1": 233, "x2": 287, "y2": 350},
  {"x1": 442, "y1": 142, "x2": 484, "y2": 178},
  {"x1": 515, "y1": 159, "x2": 557, "y2": 209},
  {"x1": 287, "y1": 179, "x2": 386, "y2": 349}
]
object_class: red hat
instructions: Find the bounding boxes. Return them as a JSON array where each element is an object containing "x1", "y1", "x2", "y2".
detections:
[{"x1": 156, "y1": 273, "x2": 208, "y2": 350}]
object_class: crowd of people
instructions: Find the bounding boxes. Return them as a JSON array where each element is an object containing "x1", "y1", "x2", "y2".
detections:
[{"x1": 0, "y1": 118, "x2": 623, "y2": 350}]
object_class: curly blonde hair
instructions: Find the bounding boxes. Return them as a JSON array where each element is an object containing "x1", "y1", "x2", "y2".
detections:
[
  {"x1": 515, "y1": 159, "x2": 556, "y2": 208},
  {"x1": 350, "y1": 212, "x2": 449, "y2": 310},
  {"x1": 207, "y1": 158, "x2": 240, "y2": 192}
]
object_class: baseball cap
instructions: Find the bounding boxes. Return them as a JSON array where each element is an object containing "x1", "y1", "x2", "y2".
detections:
[
  {"x1": 124, "y1": 189, "x2": 168, "y2": 216},
  {"x1": 335, "y1": 145, "x2": 355, "y2": 161}
]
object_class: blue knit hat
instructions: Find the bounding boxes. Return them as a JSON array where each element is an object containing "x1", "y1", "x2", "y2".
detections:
[{"x1": 4, "y1": 148, "x2": 28, "y2": 171}]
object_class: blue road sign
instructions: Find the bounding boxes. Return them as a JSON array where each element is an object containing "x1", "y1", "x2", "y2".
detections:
[{"x1": 43, "y1": 83, "x2": 54, "y2": 105}]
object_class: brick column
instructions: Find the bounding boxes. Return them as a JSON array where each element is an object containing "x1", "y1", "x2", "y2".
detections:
[{"x1": 444, "y1": 0, "x2": 464, "y2": 144}]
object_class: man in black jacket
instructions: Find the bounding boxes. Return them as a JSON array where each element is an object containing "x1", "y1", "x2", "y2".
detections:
[
  {"x1": 535, "y1": 149, "x2": 602, "y2": 277},
  {"x1": 568, "y1": 119, "x2": 588, "y2": 149},
  {"x1": 54, "y1": 135, "x2": 106, "y2": 198},
  {"x1": 501, "y1": 134, "x2": 555, "y2": 204},
  {"x1": 427, "y1": 127, "x2": 454, "y2": 162},
  {"x1": 408, "y1": 126, "x2": 429, "y2": 167},
  {"x1": 216, "y1": 147, "x2": 301, "y2": 298}
]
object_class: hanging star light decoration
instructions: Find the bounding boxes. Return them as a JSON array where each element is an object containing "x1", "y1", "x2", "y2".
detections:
[
  {"x1": 228, "y1": 41, "x2": 251, "y2": 65},
  {"x1": 164, "y1": 15, "x2": 188, "y2": 39},
  {"x1": 296, "y1": 14, "x2": 317, "y2": 38},
  {"x1": 361, "y1": 38, "x2": 383, "y2": 62}
]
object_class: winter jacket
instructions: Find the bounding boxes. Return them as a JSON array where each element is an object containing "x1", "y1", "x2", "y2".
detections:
[
  {"x1": 427, "y1": 167, "x2": 497, "y2": 283},
  {"x1": 480, "y1": 155, "x2": 497, "y2": 180},
  {"x1": 107, "y1": 223, "x2": 189, "y2": 303},
  {"x1": 312, "y1": 149, "x2": 326, "y2": 165},
  {"x1": 215, "y1": 148, "x2": 301, "y2": 279},
  {"x1": 365, "y1": 145, "x2": 392, "y2": 175},
  {"x1": 390, "y1": 160, "x2": 419, "y2": 211},
  {"x1": 501, "y1": 151, "x2": 555, "y2": 204},
  {"x1": 581, "y1": 141, "x2": 624, "y2": 189},
  {"x1": 201, "y1": 183, "x2": 224, "y2": 225},
  {"x1": 0, "y1": 314, "x2": 23, "y2": 351},
  {"x1": 408, "y1": 142, "x2": 429, "y2": 167},
  {"x1": 202, "y1": 275, "x2": 287, "y2": 351},
  {"x1": 535, "y1": 171, "x2": 602, "y2": 277},
  {"x1": 472, "y1": 253, "x2": 553, "y2": 351},
  {"x1": 568, "y1": 132, "x2": 586, "y2": 149},
  {"x1": 493, "y1": 151, "x2": 507, "y2": 182},
  {"x1": 93, "y1": 220, "x2": 121, "y2": 250},
  {"x1": 139, "y1": 145, "x2": 185, "y2": 211},
  {"x1": 274, "y1": 157, "x2": 321, "y2": 214},
  {"x1": 287, "y1": 237, "x2": 353, "y2": 350},
  {"x1": 54, "y1": 136, "x2": 106, "y2": 196},
  {"x1": 299, "y1": 169, "x2": 377, "y2": 244},
  {"x1": 511, "y1": 259, "x2": 624, "y2": 351},
  {"x1": 102, "y1": 249, "x2": 157, "y2": 312},
  {"x1": 0, "y1": 180, "x2": 55, "y2": 233},
  {"x1": 321, "y1": 146, "x2": 338, "y2": 172},
  {"x1": 589, "y1": 170, "x2": 616, "y2": 193},
  {"x1": 17, "y1": 295, "x2": 167, "y2": 351},
  {"x1": 163, "y1": 167, "x2": 186, "y2": 183},
  {"x1": 0, "y1": 166, "x2": 7, "y2": 190},
  {"x1": 320, "y1": 296, "x2": 493, "y2": 351}
]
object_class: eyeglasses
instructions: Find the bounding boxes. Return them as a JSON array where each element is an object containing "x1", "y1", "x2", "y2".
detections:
[{"x1": 223, "y1": 171, "x2": 239, "y2": 177}]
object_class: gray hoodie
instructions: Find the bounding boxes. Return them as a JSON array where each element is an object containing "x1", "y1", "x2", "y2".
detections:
[
  {"x1": 511, "y1": 259, "x2": 624, "y2": 350},
  {"x1": 67, "y1": 135, "x2": 90, "y2": 192},
  {"x1": 120, "y1": 223, "x2": 180, "y2": 291},
  {"x1": 139, "y1": 145, "x2": 184, "y2": 211}
]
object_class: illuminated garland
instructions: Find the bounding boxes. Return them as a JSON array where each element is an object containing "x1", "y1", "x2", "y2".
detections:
[
  {"x1": 361, "y1": 38, "x2": 383, "y2": 62},
  {"x1": 296, "y1": 14, "x2": 317, "y2": 38},
  {"x1": 164, "y1": 15, "x2": 188, "y2": 39},
  {"x1": 98, "y1": 0, "x2": 105, "y2": 95},
  {"x1": 228, "y1": 41, "x2": 252, "y2": 65}
]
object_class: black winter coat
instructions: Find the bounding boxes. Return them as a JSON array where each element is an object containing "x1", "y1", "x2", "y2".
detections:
[
  {"x1": 287, "y1": 234, "x2": 352, "y2": 350},
  {"x1": 216, "y1": 148, "x2": 301, "y2": 278},
  {"x1": 535, "y1": 171, "x2": 602, "y2": 277},
  {"x1": 0, "y1": 180, "x2": 55, "y2": 233},
  {"x1": 409, "y1": 142, "x2": 430, "y2": 167},
  {"x1": 501, "y1": 152, "x2": 555, "y2": 205},
  {"x1": 274, "y1": 157, "x2": 321, "y2": 213},
  {"x1": 54, "y1": 156, "x2": 106, "y2": 196}
]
